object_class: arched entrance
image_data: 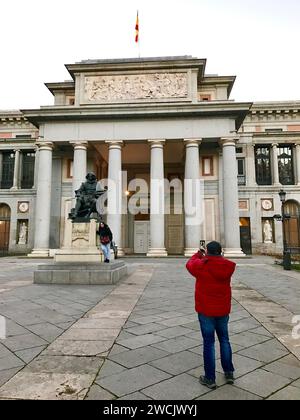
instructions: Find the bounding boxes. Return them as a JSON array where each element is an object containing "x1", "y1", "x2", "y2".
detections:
[
  {"x1": 0, "y1": 203, "x2": 11, "y2": 254},
  {"x1": 283, "y1": 200, "x2": 300, "y2": 249}
]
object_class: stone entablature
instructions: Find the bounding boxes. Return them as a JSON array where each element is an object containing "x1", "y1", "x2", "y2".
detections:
[{"x1": 83, "y1": 72, "x2": 188, "y2": 103}]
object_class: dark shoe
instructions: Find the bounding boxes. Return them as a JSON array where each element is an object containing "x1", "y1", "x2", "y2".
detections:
[
  {"x1": 199, "y1": 375, "x2": 217, "y2": 389},
  {"x1": 105, "y1": 259, "x2": 110, "y2": 263},
  {"x1": 225, "y1": 372, "x2": 235, "y2": 384}
]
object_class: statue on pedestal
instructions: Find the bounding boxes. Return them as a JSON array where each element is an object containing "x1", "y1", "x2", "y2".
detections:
[
  {"x1": 263, "y1": 220, "x2": 273, "y2": 244},
  {"x1": 18, "y1": 222, "x2": 28, "y2": 245},
  {"x1": 69, "y1": 173, "x2": 106, "y2": 221}
]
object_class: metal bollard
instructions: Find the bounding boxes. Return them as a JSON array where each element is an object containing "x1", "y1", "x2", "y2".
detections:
[{"x1": 283, "y1": 250, "x2": 292, "y2": 271}]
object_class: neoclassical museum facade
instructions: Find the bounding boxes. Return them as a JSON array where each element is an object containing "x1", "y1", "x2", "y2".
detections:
[{"x1": 0, "y1": 56, "x2": 300, "y2": 257}]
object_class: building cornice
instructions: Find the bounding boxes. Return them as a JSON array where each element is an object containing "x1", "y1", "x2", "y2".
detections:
[
  {"x1": 199, "y1": 75, "x2": 236, "y2": 97},
  {"x1": 21, "y1": 101, "x2": 252, "y2": 130},
  {"x1": 45, "y1": 81, "x2": 75, "y2": 95}
]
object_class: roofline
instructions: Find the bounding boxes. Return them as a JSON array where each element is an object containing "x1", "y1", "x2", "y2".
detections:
[{"x1": 65, "y1": 57, "x2": 207, "y2": 80}]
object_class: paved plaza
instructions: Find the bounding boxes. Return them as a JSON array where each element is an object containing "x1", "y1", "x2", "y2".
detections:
[{"x1": 0, "y1": 256, "x2": 300, "y2": 400}]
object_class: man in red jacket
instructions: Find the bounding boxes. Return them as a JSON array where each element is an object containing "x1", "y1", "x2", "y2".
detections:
[{"x1": 186, "y1": 241, "x2": 236, "y2": 389}]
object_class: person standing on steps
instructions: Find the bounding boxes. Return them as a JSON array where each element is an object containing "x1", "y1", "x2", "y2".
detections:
[
  {"x1": 98, "y1": 222, "x2": 113, "y2": 263},
  {"x1": 186, "y1": 241, "x2": 236, "y2": 390}
]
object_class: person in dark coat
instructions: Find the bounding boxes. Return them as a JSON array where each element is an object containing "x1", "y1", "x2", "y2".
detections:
[
  {"x1": 186, "y1": 241, "x2": 236, "y2": 389},
  {"x1": 98, "y1": 222, "x2": 113, "y2": 263}
]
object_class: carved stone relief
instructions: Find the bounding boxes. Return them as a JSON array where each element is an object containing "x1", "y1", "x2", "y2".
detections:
[{"x1": 84, "y1": 73, "x2": 188, "y2": 102}]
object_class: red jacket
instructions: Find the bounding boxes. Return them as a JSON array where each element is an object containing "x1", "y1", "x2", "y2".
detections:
[{"x1": 186, "y1": 252, "x2": 236, "y2": 317}]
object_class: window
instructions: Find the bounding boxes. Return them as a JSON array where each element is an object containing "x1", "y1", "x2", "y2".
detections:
[
  {"x1": 67, "y1": 159, "x2": 73, "y2": 178},
  {"x1": 200, "y1": 94, "x2": 211, "y2": 101},
  {"x1": 236, "y1": 147, "x2": 243, "y2": 154},
  {"x1": 202, "y1": 157, "x2": 214, "y2": 176},
  {"x1": 237, "y1": 158, "x2": 246, "y2": 185},
  {"x1": 265, "y1": 128, "x2": 283, "y2": 133},
  {"x1": 15, "y1": 135, "x2": 32, "y2": 139},
  {"x1": 255, "y1": 146, "x2": 272, "y2": 185},
  {"x1": 278, "y1": 145, "x2": 294, "y2": 185},
  {"x1": 21, "y1": 152, "x2": 35, "y2": 189},
  {"x1": 1, "y1": 152, "x2": 15, "y2": 189}
]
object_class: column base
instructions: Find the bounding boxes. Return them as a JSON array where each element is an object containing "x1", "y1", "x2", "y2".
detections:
[
  {"x1": 147, "y1": 248, "x2": 168, "y2": 257},
  {"x1": 223, "y1": 248, "x2": 246, "y2": 258},
  {"x1": 27, "y1": 249, "x2": 50, "y2": 258},
  {"x1": 117, "y1": 247, "x2": 125, "y2": 257},
  {"x1": 184, "y1": 248, "x2": 199, "y2": 257}
]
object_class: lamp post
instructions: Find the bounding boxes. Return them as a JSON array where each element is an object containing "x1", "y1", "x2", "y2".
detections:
[{"x1": 274, "y1": 189, "x2": 291, "y2": 270}]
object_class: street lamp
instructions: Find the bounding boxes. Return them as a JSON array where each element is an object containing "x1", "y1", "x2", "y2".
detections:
[{"x1": 274, "y1": 189, "x2": 291, "y2": 270}]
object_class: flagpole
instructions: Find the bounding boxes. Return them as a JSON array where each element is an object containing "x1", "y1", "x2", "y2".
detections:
[{"x1": 135, "y1": 10, "x2": 140, "y2": 58}]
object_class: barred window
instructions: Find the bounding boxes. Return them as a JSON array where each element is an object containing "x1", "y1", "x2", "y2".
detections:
[
  {"x1": 1, "y1": 152, "x2": 15, "y2": 189},
  {"x1": 255, "y1": 146, "x2": 272, "y2": 185},
  {"x1": 21, "y1": 151, "x2": 35, "y2": 189},
  {"x1": 278, "y1": 145, "x2": 294, "y2": 185}
]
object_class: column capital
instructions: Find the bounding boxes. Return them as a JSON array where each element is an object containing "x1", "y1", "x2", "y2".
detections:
[
  {"x1": 271, "y1": 143, "x2": 279, "y2": 148},
  {"x1": 70, "y1": 141, "x2": 88, "y2": 150},
  {"x1": 219, "y1": 137, "x2": 239, "y2": 147},
  {"x1": 36, "y1": 142, "x2": 54, "y2": 151},
  {"x1": 105, "y1": 140, "x2": 124, "y2": 150},
  {"x1": 183, "y1": 138, "x2": 202, "y2": 147},
  {"x1": 148, "y1": 139, "x2": 165, "y2": 149}
]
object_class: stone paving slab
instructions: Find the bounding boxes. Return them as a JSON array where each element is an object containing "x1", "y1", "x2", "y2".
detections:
[
  {"x1": 234, "y1": 369, "x2": 292, "y2": 398},
  {"x1": 267, "y1": 385, "x2": 300, "y2": 400},
  {"x1": 108, "y1": 346, "x2": 169, "y2": 369},
  {"x1": 97, "y1": 365, "x2": 171, "y2": 397},
  {"x1": 142, "y1": 373, "x2": 209, "y2": 400},
  {"x1": 237, "y1": 339, "x2": 290, "y2": 363},
  {"x1": 151, "y1": 336, "x2": 200, "y2": 354},
  {"x1": 85, "y1": 384, "x2": 116, "y2": 400},
  {"x1": 148, "y1": 350, "x2": 202, "y2": 375},
  {"x1": 197, "y1": 385, "x2": 262, "y2": 400}
]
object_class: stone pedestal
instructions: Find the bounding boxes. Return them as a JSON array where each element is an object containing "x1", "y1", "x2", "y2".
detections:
[
  {"x1": 34, "y1": 261, "x2": 127, "y2": 285},
  {"x1": 55, "y1": 219, "x2": 102, "y2": 263},
  {"x1": 35, "y1": 219, "x2": 127, "y2": 285}
]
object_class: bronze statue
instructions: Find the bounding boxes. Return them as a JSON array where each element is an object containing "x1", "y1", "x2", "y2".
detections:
[{"x1": 69, "y1": 173, "x2": 106, "y2": 220}]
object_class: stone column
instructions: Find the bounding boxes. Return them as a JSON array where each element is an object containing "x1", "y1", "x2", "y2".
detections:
[
  {"x1": 272, "y1": 143, "x2": 281, "y2": 186},
  {"x1": 147, "y1": 140, "x2": 168, "y2": 257},
  {"x1": 184, "y1": 138, "x2": 202, "y2": 256},
  {"x1": 106, "y1": 141, "x2": 125, "y2": 256},
  {"x1": 0, "y1": 152, "x2": 3, "y2": 187},
  {"x1": 295, "y1": 144, "x2": 300, "y2": 185},
  {"x1": 220, "y1": 138, "x2": 245, "y2": 257},
  {"x1": 70, "y1": 141, "x2": 88, "y2": 199},
  {"x1": 28, "y1": 142, "x2": 53, "y2": 257},
  {"x1": 247, "y1": 144, "x2": 257, "y2": 187},
  {"x1": 32, "y1": 147, "x2": 39, "y2": 189},
  {"x1": 11, "y1": 149, "x2": 21, "y2": 190}
]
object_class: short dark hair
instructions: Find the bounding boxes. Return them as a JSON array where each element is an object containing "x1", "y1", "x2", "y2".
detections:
[{"x1": 206, "y1": 241, "x2": 222, "y2": 255}]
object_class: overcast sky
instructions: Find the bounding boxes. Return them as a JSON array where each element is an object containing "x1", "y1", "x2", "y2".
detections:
[{"x1": 0, "y1": 0, "x2": 299, "y2": 110}]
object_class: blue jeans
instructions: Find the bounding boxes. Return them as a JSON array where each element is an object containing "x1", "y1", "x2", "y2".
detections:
[
  {"x1": 198, "y1": 313, "x2": 234, "y2": 381},
  {"x1": 101, "y1": 243, "x2": 110, "y2": 260}
]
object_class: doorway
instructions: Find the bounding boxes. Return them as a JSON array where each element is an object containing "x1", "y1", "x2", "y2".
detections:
[
  {"x1": 239, "y1": 217, "x2": 252, "y2": 255},
  {"x1": 0, "y1": 203, "x2": 11, "y2": 254},
  {"x1": 134, "y1": 221, "x2": 150, "y2": 254},
  {"x1": 283, "y1": 200, "x2": 300, "y2": 248}
]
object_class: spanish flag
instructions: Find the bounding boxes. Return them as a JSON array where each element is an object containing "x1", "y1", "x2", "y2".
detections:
[{"x1": 135, "y1": 11, "x2": 139, "y2": 43}]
